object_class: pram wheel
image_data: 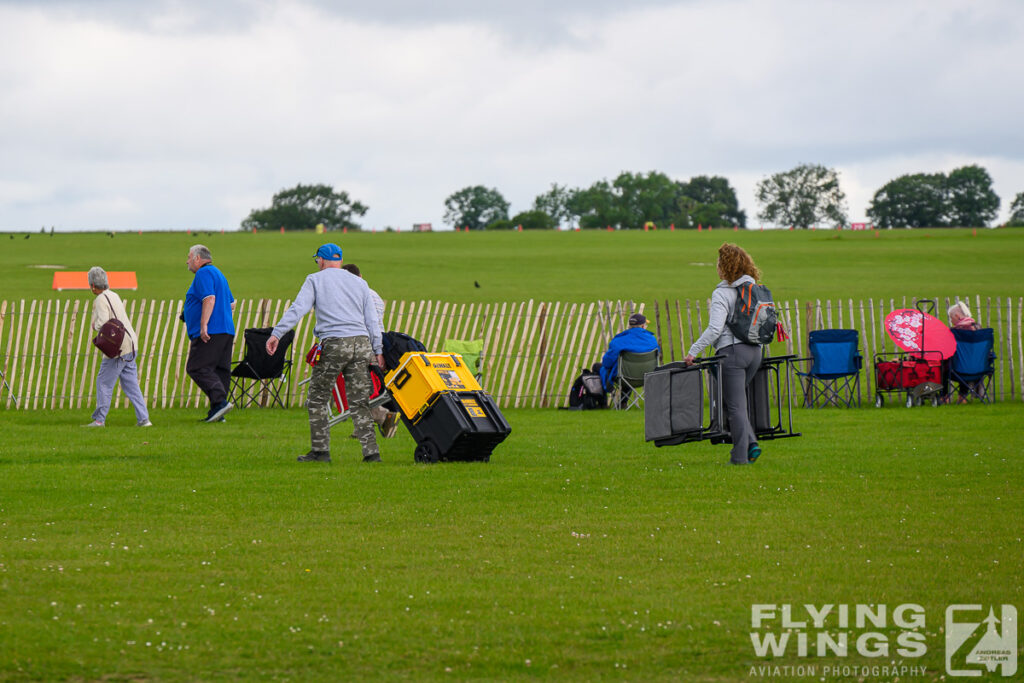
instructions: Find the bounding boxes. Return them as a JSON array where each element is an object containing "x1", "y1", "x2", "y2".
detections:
[
  {"x1": 875, "y1": 394, "x2": 883, "y2": 408},
  {"x1": 414, "y1": 440, "x2": 440, "y2": 464}
]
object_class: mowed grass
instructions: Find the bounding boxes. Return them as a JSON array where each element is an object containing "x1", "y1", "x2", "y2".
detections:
[
  {"x1": 3, "y1": 227, "x2": 1024, "y2": 303},
  {"x1": 1, "y1": 404, "x2": 1021, "y2": 681}
]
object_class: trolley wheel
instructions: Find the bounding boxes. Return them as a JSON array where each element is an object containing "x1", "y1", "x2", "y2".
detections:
[
  {"x1": 413, "y1": 440, "x2": 440, "y2": 464},
  {"x1": 875, "y1": 394, "x2": 884, "y2": 408},
  {"x1": 906, "y1": 394, "x2": 915, "y2": 408}
]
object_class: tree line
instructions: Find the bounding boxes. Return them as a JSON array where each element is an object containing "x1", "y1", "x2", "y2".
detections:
[{"x1": 241, "y1": 165, "x2": 1024, "y2": 232}]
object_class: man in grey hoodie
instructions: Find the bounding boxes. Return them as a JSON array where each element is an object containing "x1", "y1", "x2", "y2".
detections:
[{"x1": 266, "y1": 243, "x2": 384, "y2": 463}]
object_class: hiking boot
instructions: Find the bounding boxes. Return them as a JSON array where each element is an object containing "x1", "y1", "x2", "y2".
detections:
[
  {"x1": 297, "y1": 450, "x2": 331, "y2": 463},
  {"x1": 748, "y1": 443, "x2": 762, "y2": 463},
  {"x1": 206, "y1": 401, "x2": 233, "y2": 423},
  {"x1": 362, "y1": 453, "x2": 382, "y2": 463},
  {"x1": 381, "y1": 411, "x2": 401, "y2": 439}
]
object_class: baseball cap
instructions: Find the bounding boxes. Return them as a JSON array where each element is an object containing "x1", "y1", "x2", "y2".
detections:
[
  {"x1": 629, "y1": 313, "x2": 647, "y2": 326},
  {"x1": 315, "y1": 243, "x2": 343, "y2": 261}
]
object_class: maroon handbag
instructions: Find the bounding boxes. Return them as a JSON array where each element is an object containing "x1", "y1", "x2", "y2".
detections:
[{"x1": 92, "y1": 293, "x2": 127, "y2": 359}]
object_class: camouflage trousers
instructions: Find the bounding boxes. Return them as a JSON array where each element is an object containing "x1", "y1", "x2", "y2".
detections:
[{"x1": 307, "y1": 336, "x2": 378, "y2": 459}]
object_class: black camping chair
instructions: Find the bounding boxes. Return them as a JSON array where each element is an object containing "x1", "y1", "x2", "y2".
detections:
[{"x1": 228, "y1": 327, "x2": 295, "y2": 408}]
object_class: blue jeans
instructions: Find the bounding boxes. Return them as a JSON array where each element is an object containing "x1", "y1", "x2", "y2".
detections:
[{"x1": 92, "y1": 351, "x2": 150, "y2": 424}]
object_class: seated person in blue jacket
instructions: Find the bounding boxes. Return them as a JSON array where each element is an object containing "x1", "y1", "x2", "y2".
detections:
[{"x1": 599, "y1": 313, "x2": 660, "y2": 400}]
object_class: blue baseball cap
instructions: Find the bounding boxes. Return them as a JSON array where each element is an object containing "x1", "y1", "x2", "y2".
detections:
[{"x1": 315, "y1": 243, "x2": 343, "y2": 261}]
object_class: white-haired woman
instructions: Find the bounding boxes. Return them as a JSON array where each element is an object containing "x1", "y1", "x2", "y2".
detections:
[
  {"x1": 947, "y1": 300, "x2": 982, "y2": 404},
  {"x1": 948, "y1": 301, "x2": 980, "y2": 331},
  {"x1": 84, "y1": 266, "x2": 152, "y2": 427}
]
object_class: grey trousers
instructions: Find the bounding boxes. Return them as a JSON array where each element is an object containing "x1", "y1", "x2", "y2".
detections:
[
  {"x1": 720, "y1": 343, "x2": 762, "y2": 463},
  {"x1": 307, "y1": 336, "x2": 378, "y2": 458},
  {"x1": 92, "y1": 351, "x2": 150, "y2": 424}
]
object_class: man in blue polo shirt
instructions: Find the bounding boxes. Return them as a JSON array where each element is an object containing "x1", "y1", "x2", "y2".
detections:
[{"x1": 184, "y1": 244, "x2": 235, "y2": 422}]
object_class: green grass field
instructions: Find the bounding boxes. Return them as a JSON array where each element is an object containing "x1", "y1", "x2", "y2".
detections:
[
  {"x1": 2, "y1": 229, "x2": 1023, "y2": 681},
  {"x1": 3, "y1": 227, "x2": 1024, "y2": 303},
  {"x1": 1, "y1": 405, "x2": 1021, "y2": 681}
]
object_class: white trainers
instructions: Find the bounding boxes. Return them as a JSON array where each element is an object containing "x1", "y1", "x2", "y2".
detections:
[
  {"x1": 83, "y1": 421, "x2": 104, "y2": 427},
  {"x1": 138, "y1": 420, "x2": 153, "y2": 427}
]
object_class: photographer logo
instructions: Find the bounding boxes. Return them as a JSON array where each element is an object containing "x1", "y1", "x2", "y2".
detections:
[{"x1": 945, "y1": 605, "x2": 1017, "y2": 677}]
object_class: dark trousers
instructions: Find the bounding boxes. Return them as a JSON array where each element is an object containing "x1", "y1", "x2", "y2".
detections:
[
  {"x1": 720, "y1": 343, "x2": 762, "y2": 463},
  {"x1": 186, "y1": 333, "x2": 234, "y2": 406}
]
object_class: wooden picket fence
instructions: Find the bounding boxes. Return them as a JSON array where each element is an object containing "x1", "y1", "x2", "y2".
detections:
[{"x1": 1, "y1": 295, "x2": 1021, "y2": 411}]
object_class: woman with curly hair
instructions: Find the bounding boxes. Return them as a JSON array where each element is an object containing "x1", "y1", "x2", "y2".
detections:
[{"x1": 684, "y1": 243, "x2": 764, "y2": 465}]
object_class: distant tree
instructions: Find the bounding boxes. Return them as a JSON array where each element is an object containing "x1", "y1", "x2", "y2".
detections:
[
  {"x1": 532, "y1": 183, "x2": 574, "y2": 228},
  {"x1": 755, "y1": 164, "x2": 848, "y2": 229},
  {"x1": 569, "y1": 171, "x2": 679, "y2": 229},
  {"x1": 241, "y1": 183, "x2": 368, "y2": 232},
  {"x1": 443, "y1": 186, "x2": 509, "y2": 230},
  {"x1": 946, "y1": 164, "x2": 999, "y2": 227},
  {"x1": 677, "y1": 175, "x2": 746, "y2": 227},
  {"x1": 610, "y1": 171, "x2": 679, "y2": 229},
  {"x1": 867, "y1": 165, "x2": 1000, "y2": 228},
  {"x1": 1008, "y1": 192, "x2": 1024, "y2": 227},
  {"x1": 485, "y1": 219, "x2": 515, "y2": 231},
  {"x1": 567, "y1": 180, "x2": 628, "y2": 229},
  {"x1": 867, "y1": 173, "x2": 948, "y2": 228},
  {"x1": 511, "y1": 209, "x2": 556, "y2": 230}
]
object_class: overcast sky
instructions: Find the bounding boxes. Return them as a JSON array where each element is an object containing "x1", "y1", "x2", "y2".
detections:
[{"x1": 1, "y1": 0, "x2": 1022, "y2": 231}]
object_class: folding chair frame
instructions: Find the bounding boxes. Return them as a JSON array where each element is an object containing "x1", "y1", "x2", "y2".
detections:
[
  {"x1": 297, "y1": 367, "x2": 392, "y2": 428},
  {"x1": 798, "y1": 369, "x2": 861, "y2": 408},
  {"x1": 613, "y1": 349, "x2": 659, "y2": 411},
  {"x1": 792, "y1": 330, "x2": 863, "y2": 408},
  {"x1": 228, "y1": 328, "x2": 296, "y2": 409},
  {"x1": 229, "y1": 359, "x2": 293, "y2": 408}
]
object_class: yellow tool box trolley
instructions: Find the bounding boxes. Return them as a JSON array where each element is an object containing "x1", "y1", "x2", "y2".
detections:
[{"x1": 385, "y1": 352, "x2": 511, "y2": 463}]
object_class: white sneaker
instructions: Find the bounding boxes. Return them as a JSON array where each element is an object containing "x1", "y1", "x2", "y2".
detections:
[
  {"x1": 138, "y1": 420, "x2": 153, "y2": 427},
  {"x1": 83, "y1": 421, "x2": 104, "y2": 427}
]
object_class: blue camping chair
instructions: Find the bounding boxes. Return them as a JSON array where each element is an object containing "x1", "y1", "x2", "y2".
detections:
[
  {"x1": 948, "y1": 328, "x2": 995, "y2": 404},
  {"x1": 793, "y1": 329, "x2": 862, "y2": 408}
]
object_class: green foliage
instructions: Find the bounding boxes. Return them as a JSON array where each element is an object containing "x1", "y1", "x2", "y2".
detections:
[
  {"x1": 866, "y1": 172, "x2": 947, "y2": 228},
  {"x1": 531, "y1": 183, "x2": 574, "y2": 227},
  {"x1": 485, "y1": 218, "x2": 515, "y2": 231},
  {"x1": 676, "y1": 175, "x2": 746, "y2": 228},
  {"x1": 568, "y1": 177, "x2": 631, "y2": 229},
  {"x1": 510, "y1": 209, "x2": 555, "y2": 230},
  {"x1": 241, "y1": 183, "x2": 368, "y2": 232},
  {"x1": 1009, "y1": 192, "x2": 1024, "y2": 227},
  {"x1": 946, "y1": 165, "x2": 1000, "y2": 227},
  {"x1": 867, "y1": 165, "x2": 1000, "y2": 228},
  {"x1": 442, "y1": 186, "x2": 509, "y2": 230},
  {"x1": 0, "y1": 405, "x2": 1020, "y2": 680},
  {"x1": 755, "y1": 163, "x2": 848, "y2": 228}
]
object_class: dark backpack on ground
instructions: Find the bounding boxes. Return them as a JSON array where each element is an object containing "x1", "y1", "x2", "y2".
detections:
[
  {"x1": 727, "y1": 282, "x2": 778, "y2": 345},
  {"x1": 382, "y1": 330, "x2": 427, "y2": 370},
  {"x1": 566, "y1": 367, "x2": 607, "y2": 410}
]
